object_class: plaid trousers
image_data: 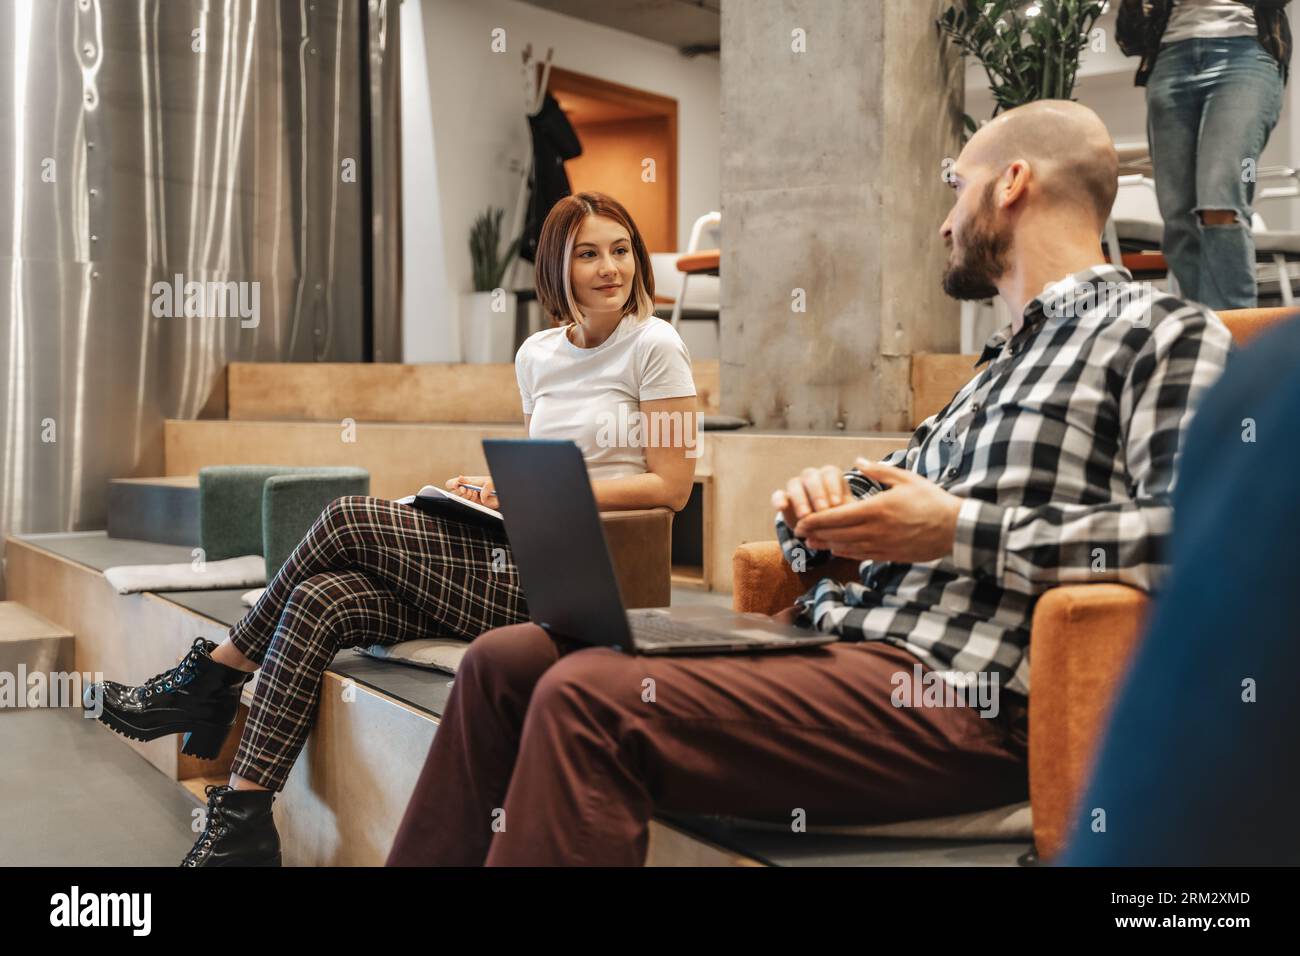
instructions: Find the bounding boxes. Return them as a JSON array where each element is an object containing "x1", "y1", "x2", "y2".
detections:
[{"x1": 227, "y1": 495, "x2": 527, "y2": 790}]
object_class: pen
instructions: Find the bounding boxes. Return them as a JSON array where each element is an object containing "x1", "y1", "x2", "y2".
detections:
[{"x1": 458, "y1": 483, "x2": 484, "y2": 493}]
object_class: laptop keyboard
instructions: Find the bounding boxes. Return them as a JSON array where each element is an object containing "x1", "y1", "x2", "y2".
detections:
[{"x1": 631, "y1": 615, "x2": 763, "y2": 645}]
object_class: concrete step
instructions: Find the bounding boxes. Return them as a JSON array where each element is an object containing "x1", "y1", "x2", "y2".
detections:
[
  {"x1": 106, "y1": 476, "x2": 200, "y2": 546},
  {"x1": 0, "y1": 601, "x2": 75, "y2": 708}
]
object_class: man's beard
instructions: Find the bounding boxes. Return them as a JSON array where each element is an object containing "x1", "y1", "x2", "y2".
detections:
[{"x1": 942, "y1": 181, "x2": 1011, "y2": 301}]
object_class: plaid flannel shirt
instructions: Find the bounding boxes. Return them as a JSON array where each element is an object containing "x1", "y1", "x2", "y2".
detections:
[{"x1": 776, "y1": 266, "x2": 1233, "y2": 698}]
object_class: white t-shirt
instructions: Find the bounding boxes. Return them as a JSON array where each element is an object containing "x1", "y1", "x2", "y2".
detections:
[
  {"x1": 1163, "y1": 0, "x2": 1258, "y2": 45},
  {"x1": 515, "y1": 315, "x2": 697, "y2": 480}
]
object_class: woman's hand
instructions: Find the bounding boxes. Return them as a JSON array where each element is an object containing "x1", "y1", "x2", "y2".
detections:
[{"x1": 444, "y1": 475, "x2": 500, "y2": 509}]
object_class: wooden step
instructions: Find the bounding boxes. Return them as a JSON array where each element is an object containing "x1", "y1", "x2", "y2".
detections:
[
  {"x1": 164, "y1": 420, "x2": 529, "y2": 501},
  {"x1": 107, "y1": 476, "x2": 200, "y2": 547},
  {"x1": 0, "y1": 601, "x2": 75, "y2": 707},
  {"x1": 227, "y1": 360, "x2": 722, "y2": 423}
]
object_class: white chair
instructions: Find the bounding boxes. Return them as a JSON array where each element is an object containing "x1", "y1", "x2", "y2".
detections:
[{"x1": 670, "y1": 211, "x2": 721, "y2": 329}]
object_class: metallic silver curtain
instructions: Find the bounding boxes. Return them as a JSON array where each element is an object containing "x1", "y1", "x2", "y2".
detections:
[{"x1": 0, "y1": 0, "x2": 395, "y2": 595}]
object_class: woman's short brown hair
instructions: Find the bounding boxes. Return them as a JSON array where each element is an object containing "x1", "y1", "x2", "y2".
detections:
[{"x1": 534, "y1": 192, "x2": 656, "y2": 326}]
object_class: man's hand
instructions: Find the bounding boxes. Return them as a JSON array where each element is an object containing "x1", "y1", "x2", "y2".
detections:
[
  {"x1": 770, "y1": 465, "x2": 852, "y2": 529},
  {"x1": 793, "y1": 458, "x2": 963, "y2": 564}
]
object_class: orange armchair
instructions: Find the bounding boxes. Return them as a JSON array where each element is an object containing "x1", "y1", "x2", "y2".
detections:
[
  {"x1": 732, "y1": 542, "x2": 1147, "y2": 860},
  {"x1": 732, "y1": 306, "x2": 1294, "y2": 861}
]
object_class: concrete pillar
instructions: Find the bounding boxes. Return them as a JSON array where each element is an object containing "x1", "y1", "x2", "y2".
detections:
[{"x1": 719, "y1": 0, "x2": 964, "y2": 431}]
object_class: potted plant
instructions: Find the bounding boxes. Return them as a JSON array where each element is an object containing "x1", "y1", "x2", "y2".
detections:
[
  {"x1": 461, "y1": 207, "x2": 522, "y2": 363},
  {"x1": 938, "y1": 0, "x2": 1107, "y2": 344},
  {"x1": 938, "y1": 0, "x2": 1108, "y2": 136}
]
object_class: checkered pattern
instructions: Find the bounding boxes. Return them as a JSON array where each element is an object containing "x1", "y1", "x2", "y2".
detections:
[
  {"x1": 777, "y1": 266, "x2": 1233, "y2": 698},
  {"x1": 228, "y1": 495, "x2": 526, "y2": 790}
]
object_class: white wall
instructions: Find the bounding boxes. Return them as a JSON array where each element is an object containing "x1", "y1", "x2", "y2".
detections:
[
  {"x1": 401, "y1": 0, "x2": 721, "y2": 362},
  {"x1": 400, "y1": 0, "x2": 454, "y2": 364}
]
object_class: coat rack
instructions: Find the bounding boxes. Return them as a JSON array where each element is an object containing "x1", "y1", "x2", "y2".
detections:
[{"x1": 506, "y1": 43, "x2": 554, "y2": 291}]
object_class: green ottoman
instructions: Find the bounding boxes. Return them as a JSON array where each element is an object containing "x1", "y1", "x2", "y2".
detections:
[{"x1": 198, "y1": 465, "x2": 371, "y2": 580}]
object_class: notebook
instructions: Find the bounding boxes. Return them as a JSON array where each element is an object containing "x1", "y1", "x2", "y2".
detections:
[{"x1": 395, "y1": 485, "x2": 505, "y2": 533}]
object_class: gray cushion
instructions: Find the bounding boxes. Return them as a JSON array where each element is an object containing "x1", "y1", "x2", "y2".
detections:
[
  {"x1": 1253, "y1": 230, "x2": 1300, "y2": 256},
  {"x1": 702, "y1": 414, "x2": 750, "y2": 431},
  {"x1": 360, "y1": 638, "x2": 469, "y2": 676},
  {"x1": 1112, "y1": 217, "x2": 1163, "y2": 247}
]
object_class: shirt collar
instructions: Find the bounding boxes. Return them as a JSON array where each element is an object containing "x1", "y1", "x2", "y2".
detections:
[{"x1": 974, "y1": 264, "x2": 1134, "y2": 367}]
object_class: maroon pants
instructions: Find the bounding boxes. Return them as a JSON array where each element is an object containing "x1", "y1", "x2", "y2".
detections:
[{"x1": 386, "y1": 621, "x2": 1029, "y2": 866}]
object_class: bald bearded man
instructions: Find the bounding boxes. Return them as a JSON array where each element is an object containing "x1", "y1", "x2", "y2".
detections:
[{"x1": 387, "y1": 101, "x2": 1232, "y2": 867}]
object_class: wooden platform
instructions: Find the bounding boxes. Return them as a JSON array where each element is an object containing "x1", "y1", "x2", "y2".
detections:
[
  {"x1": 0, "y1": 601, "x2": 75, "y2": 705},
  {"x1": 226, "y1": 359, "x2": 722, "y2": 423}
]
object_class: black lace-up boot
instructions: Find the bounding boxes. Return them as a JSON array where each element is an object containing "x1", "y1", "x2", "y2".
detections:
[
  {"x1": 83, "y1": 637, "x2": 252, "y2": 759},
  {"x1": 181, "y1": 785, "x2": 281, "y2": 867}
]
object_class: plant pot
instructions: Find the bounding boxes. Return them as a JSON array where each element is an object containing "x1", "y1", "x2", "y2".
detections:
[{"x1": 459, "y1": 290, "x2": 517, "y2": 363}]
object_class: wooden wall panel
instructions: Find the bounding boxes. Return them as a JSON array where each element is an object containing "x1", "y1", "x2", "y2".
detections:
[
  {"x1": 227, "y1": 359, "x2": 720, "y2": 423},
  {"x1": 706, "y1": 432, "x2": 909, "y2": 593},
  {"x1": 910, "y1": 352, "x2": 979, "y2": 429},
  {"x1": 163, "y1": 421, "x2": 528, "y2": 500}
]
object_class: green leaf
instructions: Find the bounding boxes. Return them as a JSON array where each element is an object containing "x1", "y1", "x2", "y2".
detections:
[{"x1": 937, "y1": 0, "x2": 1102, "y2": 117}]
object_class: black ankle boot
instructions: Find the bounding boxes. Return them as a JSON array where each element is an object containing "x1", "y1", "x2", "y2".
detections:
[
  {"x1": 181, "y1": 785, "x2": 281, "y2": 867},
  {"x1": 83, "y1": 637, "x2": 252, "y2": 759}
]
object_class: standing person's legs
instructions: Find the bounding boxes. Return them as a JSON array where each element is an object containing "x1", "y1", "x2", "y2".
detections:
[
  {"x1": 1147, "y1": 40, "x2": 1204, "y2": 302},
  {"x1": 1192, "y1": 37, "x2": 1285, "y2": 310}
]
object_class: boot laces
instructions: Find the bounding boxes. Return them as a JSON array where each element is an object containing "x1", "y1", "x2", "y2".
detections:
[
  {"x1": 134, "y1": 641, "x2": 208, "y2": 700},
  {"x1": 181, "y1": 785, "x2": 231, "y2": 867}
]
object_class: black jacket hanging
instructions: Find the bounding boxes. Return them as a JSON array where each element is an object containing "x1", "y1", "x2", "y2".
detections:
[{"x1": 520, "y1": 92, "x2": 583, "y2": 262}]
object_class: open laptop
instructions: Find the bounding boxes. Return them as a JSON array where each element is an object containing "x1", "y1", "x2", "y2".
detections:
[{"x1": 482, "y1": 439, "x2": 836, "y2": 655}]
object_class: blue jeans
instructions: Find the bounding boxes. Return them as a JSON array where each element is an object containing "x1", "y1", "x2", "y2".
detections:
[{"x1": 1146, "y1": 36, "x2": 1284, "y2": 309}]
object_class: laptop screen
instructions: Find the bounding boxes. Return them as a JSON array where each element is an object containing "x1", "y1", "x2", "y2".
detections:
[{"x1": 482, "y1": 439, "x2": 635, "y2": 651}]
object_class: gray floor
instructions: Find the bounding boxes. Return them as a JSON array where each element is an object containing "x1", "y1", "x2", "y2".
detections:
[
  {"x1": 0, "y1": 706, "x2": 1029, "y2": 867},
  {"x1": 0, "y1": 707, "x2": 199, "y2": 866}
]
